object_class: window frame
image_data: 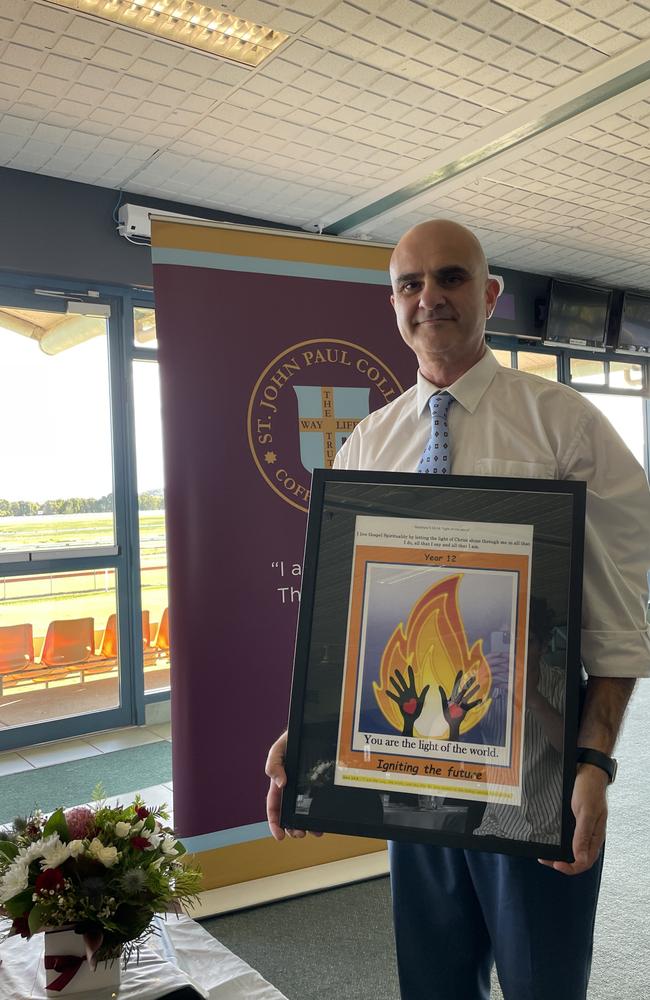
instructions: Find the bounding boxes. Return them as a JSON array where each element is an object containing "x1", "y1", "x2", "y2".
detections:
[
  {"x1": 129, "y1": 295, "x2": 171, "y2": 701},
  {"x1": 0, "y1": 272, "x2": 161, "y2": 751},
  {"x1": 486, "y1": 334, "x2": 650, "y2": 397}
]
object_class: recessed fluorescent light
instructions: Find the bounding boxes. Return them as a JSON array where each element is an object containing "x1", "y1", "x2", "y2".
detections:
[{"x1": 44, "y1": 0, "x2": 288, "y2": 66}]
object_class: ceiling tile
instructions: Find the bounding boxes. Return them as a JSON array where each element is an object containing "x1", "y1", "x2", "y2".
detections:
[
  {"x1": 2, "y1": 0, "x2": 650, "y2": 289},
  {"x1": 23, "y1": 3, "x2": 71, "y2": 32}
]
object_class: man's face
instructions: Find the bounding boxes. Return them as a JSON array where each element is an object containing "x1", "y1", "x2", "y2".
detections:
[{"x1": 389, "y1": 223, "x2": 499, "y2": 375}]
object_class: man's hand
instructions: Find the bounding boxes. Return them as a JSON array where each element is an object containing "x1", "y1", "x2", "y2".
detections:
[
  {"x1": 538, "y1": 764, "x2": 608, "y2": 875},
  {"x1": 264, "y1": 731, "x2": 322, "y2": 842},
  {"x1": 540, "y1": 675, "x2": 635, "y2": 875}
]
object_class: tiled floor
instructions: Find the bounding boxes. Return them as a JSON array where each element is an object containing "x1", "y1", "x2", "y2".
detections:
[{"x1": 0, "y1": 723, "x2": 174, "y2": 822}]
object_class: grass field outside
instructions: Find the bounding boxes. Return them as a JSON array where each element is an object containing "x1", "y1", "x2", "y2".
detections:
[
  {"x1": 0, "y1": 511, "x2": 169, "y2": 643},
  {"x1": 0, "y1": 510, "x2": 166, "y2": 553}
]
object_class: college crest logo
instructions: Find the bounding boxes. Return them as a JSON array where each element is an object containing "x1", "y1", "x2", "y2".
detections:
[{"x1": 247, "y1": 338, "x2": 403, "y2": 512}]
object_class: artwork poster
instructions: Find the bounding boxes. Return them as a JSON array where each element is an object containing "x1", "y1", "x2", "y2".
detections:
[{"x1": 335, "y1": 515, "x2": 533, "y2": 806}]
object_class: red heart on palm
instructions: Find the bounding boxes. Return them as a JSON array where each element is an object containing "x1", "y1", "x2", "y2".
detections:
[
  {"x1": 449, "y1": 703, "x2": 463, "y2": 720},
  {"x1": 403, "y1": 698, "x2": 418, "y2": 715}
]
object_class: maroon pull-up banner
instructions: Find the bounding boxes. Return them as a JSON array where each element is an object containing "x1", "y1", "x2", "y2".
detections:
[{"x1": 152, "y1": 221, "x2": 413, "y2": 846}]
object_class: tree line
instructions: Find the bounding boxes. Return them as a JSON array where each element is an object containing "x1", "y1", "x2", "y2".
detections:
[{"x1": 0, "y1": 491, "x2": 164, "y2": 516}]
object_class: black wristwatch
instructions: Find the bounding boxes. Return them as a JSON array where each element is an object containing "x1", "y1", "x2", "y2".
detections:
[{"x1": 576, "y1": 747, "x2": 618, "y2": 784}]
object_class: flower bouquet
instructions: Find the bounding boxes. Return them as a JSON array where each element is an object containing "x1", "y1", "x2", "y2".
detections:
[{"x1": 0, "y1": 789, "x2": 201, "y2": 993}]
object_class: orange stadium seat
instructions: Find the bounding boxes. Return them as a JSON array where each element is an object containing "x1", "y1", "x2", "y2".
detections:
[
  {"x1": 141, "y1": 609, "x2": 152, "y2": 650},
  {"x1": 98, "y1": 611, "x2": 152, "y2": 659},
  {"x1": 40, "y1": 617, "x2": 95, "y2": 667},
  {"x1": 98, "y1": 613, "x2": 119, "y2": 660},
  {"x1": 153, "y1": 607, "x2": 170, "y2": 655},
  {"x1": 0, "y1": 623, "x2": 35, "y2": 674}
]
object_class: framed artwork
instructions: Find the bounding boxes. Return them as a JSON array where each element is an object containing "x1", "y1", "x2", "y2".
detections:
[{"x1": 281, "y1": 470, "x2": 586, "y2": 861}]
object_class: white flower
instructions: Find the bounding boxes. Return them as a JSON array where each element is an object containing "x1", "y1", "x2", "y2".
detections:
[
  {"x1": 87, "y1": 838, "x2": 119, "y2": 868},
  {"x1": 161, "y1": 836, "x2": 178, "y2": 856},
  {"x1": 40, "y1": 836, "x2": 72, "y2": 871},
  {"x1": 114, "y1": 822, "x2": 132, "y2": 838},
  {"x1": 131, "y1": 820, "x2": 144, "y2": 833},
  {"x1": 17, "y1": 835, "x2": 56, "y2": 866},
  {"x1": 68, "y1": 840, "x2": 85, "y2": 858},
  {"x1": 131, "y1": 828, "x2": 159, "y2": 850},
  {"x1": 0, "y1": 861, "x2": 28, "y2": 904}
]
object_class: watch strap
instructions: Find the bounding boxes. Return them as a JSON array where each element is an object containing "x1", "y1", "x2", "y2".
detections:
[{"x1": 576, "y1": 746, "x2": 617, "y2": 784}]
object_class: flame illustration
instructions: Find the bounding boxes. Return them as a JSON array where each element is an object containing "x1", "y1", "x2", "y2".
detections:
[{"x1": 373, "y1": 574, "x2": 492, "y2": 739}]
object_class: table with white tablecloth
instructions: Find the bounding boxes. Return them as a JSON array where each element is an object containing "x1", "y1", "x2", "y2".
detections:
[{"x1": 0, "y1": 914, "x2": 288, "y2": 1000}]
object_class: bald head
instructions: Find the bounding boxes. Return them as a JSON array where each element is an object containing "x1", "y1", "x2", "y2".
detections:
[
  {"x1": 390, "y1": 219, "x2": 489, "y2": 286},
  {"x1": 388, "y1": 218, "x2": 501, "y2": 386}
]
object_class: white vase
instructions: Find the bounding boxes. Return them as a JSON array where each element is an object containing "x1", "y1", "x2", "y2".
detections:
[{"x1": 43, "y1": 926, "x2": 121, "y2": 995}]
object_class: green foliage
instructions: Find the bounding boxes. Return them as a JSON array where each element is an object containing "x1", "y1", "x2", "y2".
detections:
[
  {"x1": 0, "y1": 490, "x2": 164, "y2": 517},
  {"x1": 43, "y1": 808, "x2": 69, "y2": 842},
  {"x1": 169, "y1": 864, "x2": 202, "y2": 899},
  {"x1": 91, "y1": 782, "x2": 107, "y2": 805},
  {"x1": 138, "y1": 491, "x2": 165, "y2": 510},
  {"x1": 0, "y1": 840, "x2": 19, "y2": 862},
  {"x1": 28, "y1": 903, "x2": 47, "y2": 935},
  {"x1": 3, "y1": 889, "x2": 33, "y2": 918}
]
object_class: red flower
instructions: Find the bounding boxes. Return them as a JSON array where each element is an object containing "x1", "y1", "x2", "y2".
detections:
[
  {"x1": 12, "y1": 915, "x2": 31, "y2": 938},
  {"x1": 130, "y1": 836, "x2": 150, "y2": 851},
  {"x1": 35, "y1": 868, "x2": 65, "y2": 894},
  {"x1": 135, "y1": 806, "x2": 150, "y2": 820}
]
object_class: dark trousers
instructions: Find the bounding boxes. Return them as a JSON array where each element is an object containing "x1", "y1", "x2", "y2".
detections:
[{"x1": 389, "y1": 842, "x2": 604, "y2": 1000}]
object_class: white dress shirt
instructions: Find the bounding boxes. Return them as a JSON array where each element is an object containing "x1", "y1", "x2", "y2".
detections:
[{"x1": 334, "y1": 347, "x2": 650, "y2": 679}]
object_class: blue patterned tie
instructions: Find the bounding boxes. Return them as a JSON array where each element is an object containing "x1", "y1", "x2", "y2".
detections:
[{"x1": 417, "y1": 392, "x2": 453, "y2": 474}]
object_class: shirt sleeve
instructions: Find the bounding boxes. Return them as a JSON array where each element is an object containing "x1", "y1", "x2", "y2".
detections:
[
  {"x1": 565, "y1": 408, "x2": 650, "y2": 678},
  {"x1": 333, "y1": 428, "x2": 360, "y2": 470}
]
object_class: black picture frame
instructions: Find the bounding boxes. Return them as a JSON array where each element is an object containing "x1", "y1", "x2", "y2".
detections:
[{"x1": 281, "y1": 470, "x2": 586, "y2": 861}]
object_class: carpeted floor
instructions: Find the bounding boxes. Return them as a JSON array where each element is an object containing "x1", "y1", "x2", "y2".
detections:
[
  {"x1": 0, "y1": 740, "x2": 172, "y2": 824},
  {"x1": 204, "y1": 681, "x2": 650, "y2": 999},
  {"x1": 205, "y1": 877, "x2": 400, "y2": 1000}
]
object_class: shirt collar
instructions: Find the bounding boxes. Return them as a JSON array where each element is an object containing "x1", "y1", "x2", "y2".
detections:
[{"x1": 416, "y1": 347, "x2": 500, "y2": 416}]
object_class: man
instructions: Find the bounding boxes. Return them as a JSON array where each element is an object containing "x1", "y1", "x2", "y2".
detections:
[{"x1": 266, "y1": 220, "x2": 650, "y2": 1000}]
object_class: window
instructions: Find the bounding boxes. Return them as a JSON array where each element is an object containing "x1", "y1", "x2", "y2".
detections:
[
  {"x1": 515, "y1": 352, "x2": 558, "y2": 381},
  {"x1": 134, "y1": 306, "x2": 158, "y2": 350},
  {"x1": 492, "y1": 349, "x2": 513, "y2": 367},
  {"x1": 570, "y1": 359, "x2": 606, "y2": 386},
  {"x1": 0, "y1": 283, "x2": 149, "y2": 751},
  {"x1": 0, "y1": 569, "x2": 120, "y2": 729},
  {"x1": 609, "y1": 360, "x2": 644, "y2": 392},
  {"x1": 0, "y1": 312, "x2": 114, "y2": 551},
  {"x1": 580, "y1": 393, "x2": 646, "y2": 466},
  {"x1": 569, "y1": 357, "x2": 645, "y2": 392},
  {"x1": 133, "y1": 342, "x2": 170, "y2": 694}
]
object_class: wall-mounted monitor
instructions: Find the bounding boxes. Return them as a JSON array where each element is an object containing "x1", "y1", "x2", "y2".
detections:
[
  {"x1": 544, "y1": 279, "x2": 611, "y2": 351},
  {"x1": 615, "y1": 292, "x2": 650, "y2": 356},
  {"x1": 485, "y1": 289, "x2": 527, "y2": 338},
  {"x1": 484, "y1": 271, "x2": 545, "y2": 341}
]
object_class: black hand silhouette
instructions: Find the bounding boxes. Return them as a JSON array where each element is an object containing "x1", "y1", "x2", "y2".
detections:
[
  {"x1": 439, "y1": 670, "x2": 482, "y2": 741},
  {"x1": 385, "y1": 665, "x2": 430, "y2": 737}
]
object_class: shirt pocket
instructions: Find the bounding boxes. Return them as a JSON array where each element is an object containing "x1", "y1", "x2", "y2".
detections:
[{"x1": 474, "y1": 458, "x2": 557, "y2": 479}]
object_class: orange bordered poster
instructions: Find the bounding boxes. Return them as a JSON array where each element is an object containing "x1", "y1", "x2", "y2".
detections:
[
  {"x1": 336, "y1": 517, "x2": 532, "y2": 806},
  {"x1": 282, "y1": 470, "x2": 586, "y2": 862}
]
